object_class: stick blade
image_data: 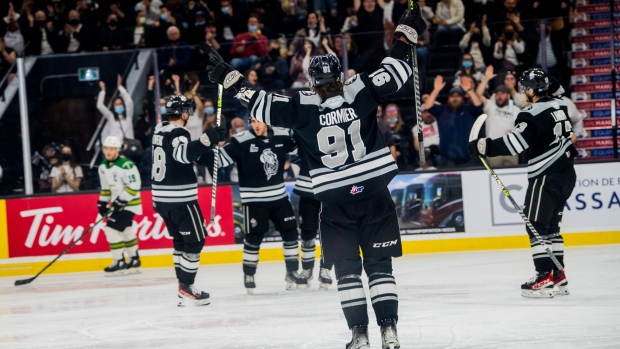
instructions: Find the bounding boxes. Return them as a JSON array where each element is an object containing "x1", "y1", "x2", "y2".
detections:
[
  {"x1": 469, "y1": 114, "x2": 488, "y2": 142},
  {"x1": 15, "y1": 278, "x2": 35, "y2": 286}
]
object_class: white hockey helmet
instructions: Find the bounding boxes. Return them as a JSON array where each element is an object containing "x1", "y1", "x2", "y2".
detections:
[{"x1": 103, "y1": 136, "x2": 123, "y2": 149}]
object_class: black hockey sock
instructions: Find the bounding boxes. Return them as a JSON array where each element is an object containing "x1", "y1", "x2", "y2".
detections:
[
  {"x1": 530, "y1": 237, "x2": 554, "y2": 272},
  {"x1": 368, "y1": 272, "x2": 398, "y2": 326},
  {"x1": 173, "y1": 250, "x2": 182, "y2": 279},
  {"x1": 301, "y1": 237, "x2": 316, "y2": 270},
  {"x1": 243, "y1": 237, "x2": 262, "y2": 275},
  {"x1": 337, "y1": 275, "x2": 369, "y2": 329},
  {"x1": 178, "y1": 252, "x2": 200, "y2": 285}
]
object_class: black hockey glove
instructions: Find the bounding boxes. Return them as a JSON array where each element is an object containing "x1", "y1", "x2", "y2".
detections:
[
  {"x1": 111, "y1": 198, "x2": 127, "y2": 213},
  {"x1": 394, "y1": 4, "x2": 427, "y2": 45},
  {"x1": 200, "y1": 126, "x2": 227, "y2": 147},
  {"x1": 468, "y1": 138, "x2": 491, "y2": 158},
  {"x1": 97, "y1": 200, "x2": 109, "y2": 216},
  {"x1": 201, "y1": 42, "x2": 244, "y2": 91}
]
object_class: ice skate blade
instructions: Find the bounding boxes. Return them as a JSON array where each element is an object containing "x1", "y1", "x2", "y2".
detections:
[
  {"x1": 126, "y1": 268, "x2": 141, "y2": 275},
  {"x1": 104, "y1": 270, "x2": 128, "y2": 277},
  {"x1": 553, "y1": 285, "x2": 570, "y2": 295},
  {"x1": 319, "y1": 282, "x2": 330, "y2": 290},
  {"x1": 246, "y1": 288, "x2": 254, "y2": 295},
  {"x1": 285, "y1": 282, "x2": 297, "y2": 291},
  {"x1": 297, "y1": 281, "x2": 311, "y2": 290},
  {"x1": 521, "y1": 288, "x2": 554, "y2": 298},
  {"x1": 177, "y1": 298, "x2": 211, "y2": 306}
]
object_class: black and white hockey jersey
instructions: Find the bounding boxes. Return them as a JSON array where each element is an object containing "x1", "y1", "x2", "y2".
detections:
[
  {"x1": 246, "y1": 57, "x2": 412, "y2": 204},
  {"x1": 488, "y1": 97, "x2": 578, "y2": 178},
  {"x1": 151, "y1": 121, "x2": 212, "y2": 209},
  {"x1": 200, "y1": 127, "x2": 297, "y2": 206}
]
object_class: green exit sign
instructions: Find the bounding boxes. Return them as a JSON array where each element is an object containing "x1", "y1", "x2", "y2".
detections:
[{"x1": 78, "y1": 67, "x2": 99, "y2": 82}]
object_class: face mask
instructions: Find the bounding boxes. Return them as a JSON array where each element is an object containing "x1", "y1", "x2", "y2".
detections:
[
  {"x1": 138, "y1": 17, "x2": 146, "y2": 24},
  {"x1": 205, "y1": 107, "x2": 214, "y2": 115},
  {"x1": 235, "y1": 127, "x2": 244, "y2": 134},
  {"x1": 160, "y1": 14, "x2": 168, "y2": 21},
  {"x1": 350, "y1": 21, "x2": 358, "y2": 27},
  {"x1": 160, "y1": 106, "x2": 167, "y2": 115},
  {"x1": 471, "y1": 33, "x2": 481, "y2": 42},
  {"x1": 109, "y1": 20, "x2": 118, "y2": 27},
  {"x1": 114, "y1": 106, "x2": 125, "y2": 115},
  {"x1": 60, "y1": 153, "x2": 71, "y2": 161},
  {"x1": 221, "y1": 7, "x2": 229, "y2": 15},
  {"x1": 462, "y1": 60, "x2": 473, "y2": 69},
  {"x1": 269, "y1": 48, "x2": 280, "y2": 58},
  {"x1": 504, "y1": 31, "x2": 514, "y2": 40},
  {"x1": 248, "y1": 25, "x2": 258, "y2": 32},
  {"x1": 69, "y1": 19, "x2": 80, "y2": 26},
  {"x1": 195, "y1": 21, "x2": 206, "y2": 26},
  {"x1": 387, "y1": 117, "x2": 398, "y2": 123},
  {"x1": 8, "y1": 23, "x2": 19, "y2": 32},
  {"x1": 36, "y1": 20, "x2": 47, "y2": 27},
  {"x1": 308, "y1": 24, "x2": 317, "y2": 29}
]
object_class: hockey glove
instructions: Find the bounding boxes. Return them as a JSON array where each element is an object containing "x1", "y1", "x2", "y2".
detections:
[
  {"x1": 201, "y1": 42, "x2": 244, "y2": 90},
  {"x1": 111, "y1": 198, "x2": 127, "y2": 213},
  {"x1": 468, "y1": 138, "x2": 491, "y2": 158},
  {"x1": 200, "y1": 126, "x2": 227, "y2": 147},
  {"x1": 97, "y1": 200, "x2": 109, "y2": 216},
  {"x1": 394, "y1": 4, "x2": 427, "y2": 45}
]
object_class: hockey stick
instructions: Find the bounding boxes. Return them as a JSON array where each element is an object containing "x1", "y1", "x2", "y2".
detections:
[
  {"x1": 15, "y1": 209, "x2": 113, "y2": 286},
  {"x1": 210, "y1": 84, "x2": 223, "y2": 225},
  {"x1": 469, "y1": 114, "x2": 563, "y2": 271},
  {"x1": 408, "y1": 0, "x2": 425, "y2": 164}
]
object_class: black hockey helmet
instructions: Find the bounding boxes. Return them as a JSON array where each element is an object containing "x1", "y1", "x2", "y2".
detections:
[
  {"x1": 166, "y1": 95, "x2": 196, "y2": 116},
  {"x1": 519, "y1": 68, "x2": 550, "y2": 95},
  {"x1": 309, "y1": 54, "x2": 342, "y2": 87}
]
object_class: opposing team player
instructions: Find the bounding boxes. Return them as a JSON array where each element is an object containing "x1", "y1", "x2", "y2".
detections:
[
  {"x1": 293, "y1": 144, "x2": 334, "y2": 289},
  {"x1": 204, "y1": 6, "x2": 427, "y2": 348},
  {"x1": 468, "y1": 68, "x2": 577, "y2": 298},
  {"x1": 151, "y1": 95, "x2": 226, "y2": 306},
  {"x1": 200, "y1": 118, "x2": 303, "y2": 294},
  {"x1": 97, "y1": 136, "x2": 142, "y2": 276}
]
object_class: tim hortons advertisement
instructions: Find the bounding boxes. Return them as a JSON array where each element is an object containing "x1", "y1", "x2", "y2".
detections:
[{"x1": 5, "y1": 187, "x2": 234, "y2": 258}]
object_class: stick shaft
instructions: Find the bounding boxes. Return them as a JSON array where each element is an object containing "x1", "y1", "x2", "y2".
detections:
[
  {"x1": 408, "y1": 0, "x2": 425, "y2": 164},
  {"x1": 210, "y1": 84, "x2": 223, "y2": 223}
]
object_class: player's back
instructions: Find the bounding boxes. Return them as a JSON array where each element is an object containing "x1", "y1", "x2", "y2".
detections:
[{"x1": 151, "y1": 122, "x2": 199, "y2": 209}]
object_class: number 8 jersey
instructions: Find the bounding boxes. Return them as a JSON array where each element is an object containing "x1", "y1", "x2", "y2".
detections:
[{"x1": 248, "y1": 57, "x2": 412, "y2": 204}]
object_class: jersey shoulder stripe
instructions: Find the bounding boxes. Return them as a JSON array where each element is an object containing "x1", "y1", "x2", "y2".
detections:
[
  {"x1": 233, "y1": 130, "x2": 256, "y2": 143},
  {"x1": 272, "y1": 127, "x2": 291, "y2": 137}
]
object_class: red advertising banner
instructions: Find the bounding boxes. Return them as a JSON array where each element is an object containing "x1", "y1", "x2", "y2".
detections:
[
  {"x1": 5, "y1": 186, "x2": 234, "y2": 258},
  {"x1": 571, "y1": 82, "x2": 620, "y2": 92},
  {"x1": 572, "y1": 33, "x2": 620, "y2": 43},
  {"x1": 572, "y1": 49, "x2": 620, "y2": 59},
  {"x1": 573, "y1": 19, "x2": 620, "y2": 28},
  {"x1": 583, "y1": 118, "x2": 612, "y2": 129},
  {"x1": 575, "y1": 100, "x2": 620, "y2": 110},
  {"x1": 572, "y1": 66, "x2": 620, "y2": 76},
  {"x1": 576, "y1": 137, "x2": 617, "y2": 149}
]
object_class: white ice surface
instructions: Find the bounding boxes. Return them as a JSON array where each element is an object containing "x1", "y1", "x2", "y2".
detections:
[{"x1": 1, "y1": 245, "x2": 620, "y2": 348}]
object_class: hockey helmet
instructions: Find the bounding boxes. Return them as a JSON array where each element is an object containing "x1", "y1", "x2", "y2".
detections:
[
  {"x1": 103, "y1": 135, "x2": 123, "y2": 149},
  {"x1": 309, "y1": 54, "x2": 342, "y2": 87},
  {"x1": 519, "y1": 68, "x2": 549, "y2": 94},
  {"x1": 166, "y1": 95, "x2": 196, "y2": 116},
  {"x1": 548, "y1": 76, "x2": 564, "y2": 97}
]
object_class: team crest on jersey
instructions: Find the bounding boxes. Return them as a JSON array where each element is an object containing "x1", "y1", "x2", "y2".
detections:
[
  {"x1": 513, "y1": 122, "x2": 527, "y2": 133},
  {"x1": 350, "y1": 185, "x2": 364, "y2": 195},
  {"x1": 259, "y1": 149, "x2": 278, "y2": 180},
  {"x1": 250, "y1": 218, "x2": 257, "y2": 228}
]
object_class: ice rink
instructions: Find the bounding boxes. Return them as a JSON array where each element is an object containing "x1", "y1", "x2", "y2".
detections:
[{"x1": 2, "y1": 244, "x2": 619, "y2": 348}]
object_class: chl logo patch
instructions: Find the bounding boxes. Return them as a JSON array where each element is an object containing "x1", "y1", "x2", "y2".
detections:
[
  {"x1": 350, "y1": 185, "x2": 364, "y2": 195},
  {"x1": 513, "y1": 122, "x2": 527, "y2": 134}
]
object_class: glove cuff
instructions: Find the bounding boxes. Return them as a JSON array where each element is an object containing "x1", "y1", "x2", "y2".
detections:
[
  {"x1": 395, "y1": 25, "x2": 418, "y2": 45},
  {"x1": 223, "y1": 69, "x2": 243, "y2": 90},
  {"x1": 477, "y1": 138, "x2": 492, "y2": 156},
  {"x1": 200, "y1": 133, "x2": 212, "y2": 147}
]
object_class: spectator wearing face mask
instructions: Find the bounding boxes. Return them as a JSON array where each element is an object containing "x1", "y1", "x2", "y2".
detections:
[
  {"x1": 158, "y1": 26, "x2": 190, "y2": 73},
  {"x1": 459, "y1": 16, "x2": 492, "y2": 70},
  {"x1": 229, "y1": 117, "x2": 246, "y2": 140},
  {"x1": 255, "y1": 39, "x2": 289, "y2": 91},
  {"x1": 59, "y1": 10, "x2": 95, "y2": 52},
  {"x1": 98, "y1": 13, "x2": 127, "y2": 51},
  {"x1": 287, "y1": 12, "x2": 327, "y2": 57},
  {"x1": 493, "y1": 23, "x2": 524, "y2": 73},
  {"x1": 97, "y1": 75, "x2": 134, "y2": 142},
  {"x1": 384, "y1": 103, "x2": 416, "y2": 170},
  {"x1": 453, "y1": 52, "x2": 484, "y2": 87},
  {"x1": 50, "y1": 145, "x2": 83, "y2": 193},
  {"x1": 130, "y1": 10, "x2": 147, "y2": 48},
  {"x1": 230, "y1": 14, "x2": 268, "y2": 72},
  {"x1": 24, "y1": 10, "x2": 59, "y2": 56},
  {"x1": 135, "y1": 0, "x2": 163, "y2": 25}
]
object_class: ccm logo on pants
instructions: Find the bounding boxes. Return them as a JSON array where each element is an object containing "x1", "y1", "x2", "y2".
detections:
[{"x1": 373, "y1": 240, "x2": 398, "y2": 248}]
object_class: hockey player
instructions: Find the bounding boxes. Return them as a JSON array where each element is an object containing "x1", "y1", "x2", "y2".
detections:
[
  {"x1": 151, "y1": 95, "x2": 226, "y2": 306},
  {"x1": 468, "y1": 68, "x2": 577, "y2": 298},
  {"x1": 200, "y1": 118, "x2": 303, "y2": 294},
  {"x1": 98, "y1": 136, "x2": 142, "y2": 276},
  {"x1": 293, "y1": 144, "x2": 334, "y2": 289},
  {"x1": 204, "y1": 6, "x2": 427, "y2": 348}
]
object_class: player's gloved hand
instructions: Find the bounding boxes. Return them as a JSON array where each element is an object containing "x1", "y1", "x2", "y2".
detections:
[
  {"x1": 200, "y1": 126, "x2": 227, "y2": 147},
  {"x1": 468, "y1": 138, "x2": 491, "y2": 158},
  {"x1": 97, "y1": 200, "x2": 109, "y2": 216},
  {"x1": 111, "y1": 198, "x2": 127, "y2": 213},
  {"x1": 394, "y1": 4, "x2": 427, "y2": 45},
  {"x1": 201, "y1": 42, "x2": 244, "y2": 90}
]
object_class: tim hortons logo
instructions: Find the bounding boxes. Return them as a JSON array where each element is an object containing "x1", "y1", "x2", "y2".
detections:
[{"x1": 20, "y1": 206, "x2": 226, "y2": 248}]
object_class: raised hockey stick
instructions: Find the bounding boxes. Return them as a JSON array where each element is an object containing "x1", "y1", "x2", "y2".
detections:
[
  {"x1": 15, "y1": 209, "x2": 113, "y2": 286},
  {"x1": 408, "y1": 0, "x2": 425, "y2": 164},
  {"x1": 210, "y1": 84, "x2": 224, "y2": 225},
  {"x1": 469, "y1": 114, "x2": 563, "y2": 271}
]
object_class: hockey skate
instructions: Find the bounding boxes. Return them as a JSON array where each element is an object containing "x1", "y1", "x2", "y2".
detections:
[
  {"x1": 285, "y1": 271, "x2": 302, "y2": 290},
  {"x1": 318, "y1": 268, "x2": 333, "y2": 290},
  {"x1": 244, "y1": 274, "x2": 256, "y2": 295},
  {"x1": 126, "y1": 256, "x2": 141, "y2": 274},
  {"x1": 104, "y1": 259, "x2": 128, "y2": 276},
  {"x1": 178, "y1": 283, "x2": 211, "y2": 306},
  {"x1": 380, "y1": 319, "x2": 400, "y2": 349},
  {"x1": 553, "y1": 269, "x2": 570, "y2": 295},
  {"x1": 521, "y1": 271, "x2": 554, "y2": 298},
  {"x1": 346, "y1": 325, "x2": 370, "y2": 349},
  {"x1": 297, "y1": 269, "x2": 313, "y2": 289}
]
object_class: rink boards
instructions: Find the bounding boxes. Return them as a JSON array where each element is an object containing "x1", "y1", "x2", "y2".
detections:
[{"x1": 1, "y1": 162, "x2": 619, "y2": 277}]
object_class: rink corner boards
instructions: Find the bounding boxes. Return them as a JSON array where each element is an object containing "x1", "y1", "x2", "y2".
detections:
[{"x1": 1, "y1": 230, "x2": 619, "y2": 278}]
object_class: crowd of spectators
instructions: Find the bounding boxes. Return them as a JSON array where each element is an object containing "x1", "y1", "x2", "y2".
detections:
[{"x1": 4, "y1": 0, "x2": 576, "y2": 193}]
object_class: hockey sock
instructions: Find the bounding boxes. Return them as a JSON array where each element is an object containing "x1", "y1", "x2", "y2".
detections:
[
  {"x1": 243, "y1": 234, "x2": 263, "y2": 275},
  {"x1": 120, "y1": 227, "x2": 139, "y2": 258},
  {"x1": 337, "y1": 274, "x2": 369, "y2": 328},
  {"x1": 530, "y1": 237, "x2": 554, "y2": 272},
  {"x1": 550, "y1": 235, "x2": 565, "y2": 271},
  {"x1": 281, "y1": 229, "x2": 299, "y2": 272},
  {"x1": 368, "y1": 272, "x2": 398, "y2": 325},
  {"x1": 178, "y1": 252, "x2": 200, "y2": 285},
  {"x1": 301, "y1": 238, "x2": 316, "y2": 270},
  {"x1": 173, "y1": 250, "x2": 182, "y2": 279},
  {"x1": 104, "y1": 227, "x2": 125, "y2": 261}
]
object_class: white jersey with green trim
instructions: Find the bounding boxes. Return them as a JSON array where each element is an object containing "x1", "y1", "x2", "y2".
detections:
[{"x1": 98, "y1": 156, "x2": 143, "y2": 214}]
